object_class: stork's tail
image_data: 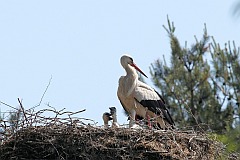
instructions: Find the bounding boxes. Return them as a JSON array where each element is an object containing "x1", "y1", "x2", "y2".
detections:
[{"x1": 154, "y1": 117, "x2": 174, "y2": 130}]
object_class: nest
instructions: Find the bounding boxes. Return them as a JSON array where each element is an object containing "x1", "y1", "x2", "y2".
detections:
[
  {"x1": 1, "y1": 126, "x2": 224, "y2": 160},
  {"x1": 0, "y1": 102, "x2": 223, "y2": 160}
]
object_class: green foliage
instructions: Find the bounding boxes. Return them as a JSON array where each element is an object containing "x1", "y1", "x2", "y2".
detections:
[
  {"x1": 8, "y1": 109, "x2": 22, "y2": 132},
  {"x1": 210, "y1": 126, "x2": 240, "y2": 154},
  {"x1": 150, "y1": 17, "x2": 240, "y2": 133},
  {"x1": 210, "y1": 40, "x2": 240, "y2": 128}
]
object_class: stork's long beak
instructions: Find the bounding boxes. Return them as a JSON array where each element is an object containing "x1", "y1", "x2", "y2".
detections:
[{"x1": 131, "y1": 63, "x2": 148, "y2": 78}]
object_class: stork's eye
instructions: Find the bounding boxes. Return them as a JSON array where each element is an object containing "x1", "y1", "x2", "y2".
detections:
[{"x1": 129, "y1": 57, "x2": 133, "y2": 62}]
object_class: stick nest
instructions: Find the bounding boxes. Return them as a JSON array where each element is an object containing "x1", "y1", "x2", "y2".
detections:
[
  {"x1": 0, "y1": 106, "x2": 223, "y2": 160},
  {"x1": 1, "y1": 126, "x2": 224, "y2": 160}
]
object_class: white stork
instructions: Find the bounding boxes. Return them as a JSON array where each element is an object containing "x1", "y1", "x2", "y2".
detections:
[
  {"x1": 109, "y1": 107, "x2": 120, "y2": 128},
  {"x1": 102, "y1": 112, "x2": 112, "y2": 128},
  {"x1": 117, "y1": 55, "x2": 175, "y2": 129}
]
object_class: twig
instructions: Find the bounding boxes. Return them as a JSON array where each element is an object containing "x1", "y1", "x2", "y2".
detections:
[
  {"x1": 31, "y1": 76, "x2": 52, "y2": 110},
  {"x1": 17, "y1": 98, "x2": 28, "y2": 126},
  {"x1": 0, "y1": 101, "x2": 18, "y2": 110},
  {"x1": 145, "y1": 150, "x2": 168, "y2": 153}
]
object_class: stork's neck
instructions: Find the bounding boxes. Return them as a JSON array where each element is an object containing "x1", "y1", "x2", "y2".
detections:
[
  {"x1": 104, "y1": 122, "x2": 108, "y2": 127},
  {"x1": 112, "y1": 113, "x2": 118, "y2": 122},
  {"x1": 125, "y1": 65, "x2": 138, "y2": 96},
  {"x1": 125, "y1": 64, "x2": 138, "y2": 79},
  {"x1": 103, "y1": 119, "x2": 109, "y2": 128}
]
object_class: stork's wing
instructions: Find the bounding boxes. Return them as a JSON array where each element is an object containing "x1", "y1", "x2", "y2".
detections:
[
  {"x1": 118, "y1": 99, "x2": 129, "y2": 117},
  {"x1": 118, "y1": 98, "x2": 145, "y2": 121},
  {"x1": 133, "y1": 81, "x2": 175, "y2": 125}
]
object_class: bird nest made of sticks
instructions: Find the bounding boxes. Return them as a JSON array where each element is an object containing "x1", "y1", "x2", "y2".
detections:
[
  {"x1": 0, "y1": 126, "x2": 224, "y2": 160},
  {"x1": 0, "y1": 107, "x2": 224, "y2": 160}
]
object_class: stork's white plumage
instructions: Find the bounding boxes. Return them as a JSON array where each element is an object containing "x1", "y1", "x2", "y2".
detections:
[{"x1": 117, "y1": 55, "x2": 174, "y2": 129}]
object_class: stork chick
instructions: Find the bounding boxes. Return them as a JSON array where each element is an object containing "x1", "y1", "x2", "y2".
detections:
[
  {"x1": 109, "y1": 107, "x2": 120, "y2": 128},
  {"x1": 102, "y1": 112, "x2": 113, "y2": 128}
]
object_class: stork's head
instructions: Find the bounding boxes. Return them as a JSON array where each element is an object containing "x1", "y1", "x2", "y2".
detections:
[
  {"x1": 120, "y1": 55, "x2": 148, "y2": 78},
  {"x1": 109, "y1": 107, "x2": 117, "y2": 115},
  {"x1": 102, "y1": 112, "x2": 113, "y2": 125}
]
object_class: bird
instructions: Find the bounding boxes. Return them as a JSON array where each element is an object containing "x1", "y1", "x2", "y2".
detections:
[
  {"x1": 117, "y1": 55, "x2": 175, "y2": 129},
  {"x1": 102, "y1": 112, "x2": 113, "y2": 128},
  {"x1": 109, "y1": 107, "x2": 120, "y2": 128}
]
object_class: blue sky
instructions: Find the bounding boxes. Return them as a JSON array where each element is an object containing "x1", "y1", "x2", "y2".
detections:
[{"x1": 0, "y1": 1, "x2": 240, "y2": 125}]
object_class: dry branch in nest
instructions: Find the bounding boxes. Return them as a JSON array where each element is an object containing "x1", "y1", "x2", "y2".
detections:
[
  {"x1": 0, "y1": 106, "x2": 223, "y2": 160},
  {"x1": 0, "y1": 126, "x2": 223, "y2": 160}
]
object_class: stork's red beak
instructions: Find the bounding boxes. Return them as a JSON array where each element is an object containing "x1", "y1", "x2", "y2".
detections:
[{"x1": 131, "y1": 63, "x2": 148, "y2": 78}]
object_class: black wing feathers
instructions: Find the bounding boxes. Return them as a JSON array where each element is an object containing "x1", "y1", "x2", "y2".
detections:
[
  {"x1": 120, "y1": 99, "x2": 144, "y2": 120},
  {"x1": 137, "y1": 90, "x2": 174, "y2": 125}
]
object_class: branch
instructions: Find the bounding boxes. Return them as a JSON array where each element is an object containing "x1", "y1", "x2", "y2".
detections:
[
  {"x1": 31, "y1": 76, "x2": 52, "y2": 110},
  {"x1": 0, "y1": 101, "x2": 18, "y2": 110},
  {"x1": 18, "y1": 98, "x2": 28, "y2": 125}
]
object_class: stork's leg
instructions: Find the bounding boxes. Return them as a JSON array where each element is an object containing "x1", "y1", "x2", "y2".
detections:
[
  {"x1": 146, "y1": 114, "x2": 152, "y2": 129},
  {"x1": 129, "y1": 109, "x2": 136, "y2": 128}
]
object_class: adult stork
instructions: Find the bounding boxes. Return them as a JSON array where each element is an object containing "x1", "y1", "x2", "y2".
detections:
[{"x1": 117, "y1": 55, "x2": 174, "y2": 129}]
